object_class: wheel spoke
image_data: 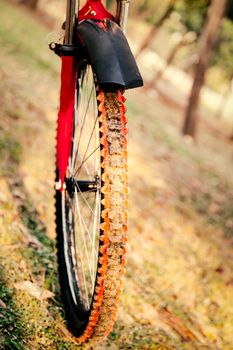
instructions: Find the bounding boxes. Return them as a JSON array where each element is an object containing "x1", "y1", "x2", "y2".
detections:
[
  {"x1": 75, "y1": 144, "x2": 100, "y2": 177},
  {"x1": 60, "y1": 65, "x2": 102, "y2": 310},
  {"x1": 92, "y1": 189, "x2": 100, "y2": 280},
  {"x1": 74, "y1": 208, "x2": 90, "y2": 308},
  {"x1": 76, "y1": 181, "x2": 99, "y2": 217},
  {"x1": 73, "y1": 83, "x2": 95, "y2": 170},
  {"x1": 57, "y1": 73, "x2": 128, "y2": 340},
  {"x1": 74, "y1": 188, "x2": 95, "y2": 291}
]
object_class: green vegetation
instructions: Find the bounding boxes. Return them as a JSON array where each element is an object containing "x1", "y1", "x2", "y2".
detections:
[
  {"x1": 0, "y1": 1, "x2": 232, "y2": 349},
  {"x1": 213, "y1": 18, "x2": 233, "y2": 80},
  {"x1": 175, "y1": 0, "x2": 210, "y2": 34},
  {"x1": 0, "y1": 282, "x2": 25, "y2": 350},
  {"x1": 0, "y1": 1, "x2": 58, "y2": 74},
  {"x1": 135, "y1": 0, "x2": 233, "y2": 90},
  {"x1": 0, "y1": 133, "x2": 22, "y2": 166}
]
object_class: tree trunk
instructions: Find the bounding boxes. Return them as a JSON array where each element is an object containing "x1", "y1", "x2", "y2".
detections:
[
  {"x1": 182, "y1": 0, "x2": 228, "y2": 138},
  {"x1": 146, "y1": 33, "x2": 196, "y2": 89},
  {"x1": 135, "y1": 0, "x2": 176, "y2": 59},
  {"x1": 20, "y1": 0, "x2": 39, "y2": 10}
]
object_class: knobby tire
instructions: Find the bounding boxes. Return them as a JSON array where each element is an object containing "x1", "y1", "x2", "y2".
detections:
[{"x1": 55, "y1": 74, "x2": 128, "y2": 342}]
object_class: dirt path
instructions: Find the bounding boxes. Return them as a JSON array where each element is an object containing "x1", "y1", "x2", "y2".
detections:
[{"x1": 0, "y1": 2, "x2": 233, "y2": 349}]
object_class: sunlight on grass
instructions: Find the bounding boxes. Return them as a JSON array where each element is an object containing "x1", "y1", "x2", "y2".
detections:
[
  {"x1": 0, "y1": 1, "x2": 59, "y2": 74},
  {"x1": 0, "y1": 1, "x2": 232, "y2": 349}
]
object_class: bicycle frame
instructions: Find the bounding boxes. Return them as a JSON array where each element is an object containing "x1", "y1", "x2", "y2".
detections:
[
  {"x1": 116, "y1": 0, "x2": 131, "y2": 32},
  {"x1": 55, "y1": 0, "x2": 142, "y2": 188},
  {"x1": 64, "y1": 0, "x2": 131, "y2": 45},
  {"x1": 53, "y1": 0, "x2": 142, "y2": 342},
  {"x1": 64, "y1": 0, "x2": 76, "y2": 45}
]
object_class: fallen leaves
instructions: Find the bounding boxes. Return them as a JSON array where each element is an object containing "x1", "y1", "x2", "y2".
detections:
[
  {"x1": 0, "y1": 299, "x2": 7, "y2": 309},
  {"x1": 158, "y1": 306, "x2": 198, "y2": 341},
  {"x1": 14, "y1": 281, "x2": 54, "y2": 301}
]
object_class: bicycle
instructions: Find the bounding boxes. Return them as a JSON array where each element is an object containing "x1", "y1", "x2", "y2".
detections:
[{"x1": 49, "y1": 0, "x2": 143, "y2": 342}]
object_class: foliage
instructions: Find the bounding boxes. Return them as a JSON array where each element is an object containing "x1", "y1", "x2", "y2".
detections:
[
  {"x1": 174, "y1": 0, "x2": 210, "y2": 35},
  {"x1": 0, "y1": 283, "x2": 25, "y2": 350},
  {"x1": 213, "y1": 18, "x2": 233, "y2": 79},
  {"x1": 133, "y1": 0, "x2": 174, "y2": 24},
  {"x1": 106, "y1": 0, "x2": 114, "y2": 7},
  {"x1": 174, "y1": 1, "x2": 233, "y2": 79}
]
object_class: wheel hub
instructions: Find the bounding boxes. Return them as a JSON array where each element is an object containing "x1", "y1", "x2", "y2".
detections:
[{"x1": 66, "y1": 176, "x2": 101, "y2": 198}]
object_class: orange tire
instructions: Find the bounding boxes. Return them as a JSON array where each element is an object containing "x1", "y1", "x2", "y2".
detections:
[{"x1": 55, "y1": 65, "x2": 128, "y2": 343}]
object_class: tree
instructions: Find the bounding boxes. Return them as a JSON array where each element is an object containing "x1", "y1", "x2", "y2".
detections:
[
  {"x1": 175, "y1": 0, "x2": 210, "y2": 35},
  {"x1": 135, "y1": 0, "x2": 176, "y2": 59},
  {"x1": 146, "y1": 31, "x2": 196, "y2": 89},
  {"x1": 20, "y1": 0, "x2": 39, "y2": 10},
  {"x1": 182, "y1": 0, "x2": 228, "y2": 138}
]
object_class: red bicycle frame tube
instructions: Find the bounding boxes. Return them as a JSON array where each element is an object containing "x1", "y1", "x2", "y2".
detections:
[
  {"x1": 77, "y1": 0, "x2": 131, "y2": 26},
  {"x1": 57, "y1": 0, "x2": 115, "y2": 189},
  {"x1": 78, "y1": 0, "x2": 114, "y2": 21},
  {"x1": 62, "y1": 0, "x2": 131, "y2": 51}
]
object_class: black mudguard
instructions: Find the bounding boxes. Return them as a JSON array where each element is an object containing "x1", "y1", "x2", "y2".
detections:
[{"x1": 76, "y1": 19, "x2": 143, "y2": 90}]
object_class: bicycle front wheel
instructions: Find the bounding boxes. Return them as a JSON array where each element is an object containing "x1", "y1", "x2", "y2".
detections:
[{"x1": 55, "y1": 64, "x2": 128, "y2": 342}]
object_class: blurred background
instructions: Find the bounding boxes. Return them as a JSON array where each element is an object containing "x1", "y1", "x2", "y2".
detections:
[{"x1": 0, "y1": 0, "x2": 232, "y2": 349}]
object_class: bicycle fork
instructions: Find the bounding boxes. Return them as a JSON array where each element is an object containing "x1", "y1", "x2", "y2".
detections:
[
  {"x1": 54, "y1": 0, "x2": 142, "y2": 189},
  {"x1": 64, "y1": 0, "x2": 131, "y2": 45}
]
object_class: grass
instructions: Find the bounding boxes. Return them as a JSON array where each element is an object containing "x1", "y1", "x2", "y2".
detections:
[
  {"x1": 0, "y1": 132, "x2": 22, "y2": 167},
  {"x1": 0, "y1": 1, "x2": 233, "y2": 349},
  {"x1": 0, "y1": 1, "x2": 58, "y2": 74},
  {"x1": 127, "y1": 89, "x2": 233, "y2": 237},
  {"x1": 0, "y1": 281, "x2": 25, "y2": 350},
  {"x1": 0, "y1": 180, "x2": 81, "y2": 349}
]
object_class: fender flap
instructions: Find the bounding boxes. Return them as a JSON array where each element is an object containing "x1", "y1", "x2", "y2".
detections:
[{"x1": 76, "y1": 19, "x2": 143, "y2": 90}]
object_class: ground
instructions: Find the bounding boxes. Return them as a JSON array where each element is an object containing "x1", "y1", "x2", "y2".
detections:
[{"x1": 0, "y1": 1, "x2": 233, "y2": 349}]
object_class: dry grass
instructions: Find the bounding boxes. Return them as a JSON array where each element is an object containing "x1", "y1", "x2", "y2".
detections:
[{"x1": 0, "y1": 1, "x2": 233, "y2": 349}]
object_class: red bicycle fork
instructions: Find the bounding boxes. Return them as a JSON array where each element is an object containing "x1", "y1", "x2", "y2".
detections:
[
  {"x1": 65, "y1": 0, "x2": 131, "y2": 43},
  {"x1": 55, "y1": 0, "x2": 132, "y2": 190},
  {"x1": 78, "y1": 0, "x2": 114, "y2": 22}
]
